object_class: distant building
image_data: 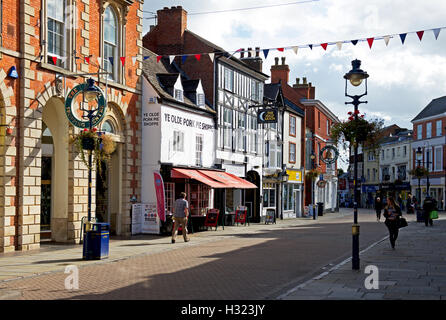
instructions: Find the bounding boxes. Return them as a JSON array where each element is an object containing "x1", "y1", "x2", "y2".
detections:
[{"x1": 411, "y1": 96, "x2": 446, "y2": 209}]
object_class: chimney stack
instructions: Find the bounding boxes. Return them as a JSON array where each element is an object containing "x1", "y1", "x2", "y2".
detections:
[
  {"x1": 292, "y1": 76, "x2": 315, "y2": 99},
  {"x1": 247, "y1": 47, "x2": 252, "y2": 58},
  {"x1": 240, "y1": 47, "x2": 263, "y2": 73},
  {"x1": 241, "y1": 48, "x2": 245, "y2": 58},
  {"x1": 270, "y1": 56, "x2": 290, "y2": 84}
]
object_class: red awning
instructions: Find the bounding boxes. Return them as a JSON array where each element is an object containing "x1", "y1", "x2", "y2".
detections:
[
  {"x1": 171, "y1": 168, "x2": 226, "y2": 188},
  {"x1": 198, "y1": 170, "x2": 258, "y2": 189}
]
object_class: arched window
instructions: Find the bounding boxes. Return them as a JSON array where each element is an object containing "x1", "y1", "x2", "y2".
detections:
[
  {"x1": 104, "y1": 6, "x2": 118, "y2": 81},
  {"x1": 101, "y1": 120, "x2": 115, "y2": 134}
]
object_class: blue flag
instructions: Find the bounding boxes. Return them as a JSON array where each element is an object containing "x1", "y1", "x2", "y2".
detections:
[
  {"x1": 351, "y1": 40, "x2": 358, "y2": 46},
  {"x1": 182, "y1": 55, "x2": 188, "y2": 64},
  {"x1": 143, "y1": 56, "x2": 150, "y2": 60},
  {"x1": 400, "y1": 33, "x2": 407, "y2": 44},
  {"x1": 263, "y1": 49, "x2": 269, "y2": 59},
  {"x1": 309, "y1": 44, "x2": 313, "y2": 50},
  {"x1": 108, "y1": 57, "x2": 114, "y2": 66}
]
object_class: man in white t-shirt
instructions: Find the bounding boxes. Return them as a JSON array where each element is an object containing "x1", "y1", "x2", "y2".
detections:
[{"x1": 172, "y1": 192, "x2": 190, "y2": 243}]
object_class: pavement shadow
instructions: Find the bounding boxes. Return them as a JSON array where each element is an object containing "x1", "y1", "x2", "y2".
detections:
[
  {"x1": 32, "y1": 258, "x2": 84, "y2": 264},
  {"x1": 118, "y1": 243, "x2": 157, "y2": 247},
  {"x1": 60, "y1": 219, "x2": 390, "y2": 300}
]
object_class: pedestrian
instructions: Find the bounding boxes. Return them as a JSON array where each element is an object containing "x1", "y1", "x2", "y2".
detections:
[
  {"x1": 397, "y1": 194, "x2": 403, "y2": 211},
  {"x1": 171, "y1": 192, "x2": 190, "y2": 243},
  {"x1": 383, "y1": 196, "x2": 402, "y2": 249},
  {"x1": 422, "y1": 196, "x2": 435, "y2": 227},
  {"x1": 407, "y1": 193, "x2": 414, "y2": 214},
  {"x1": 374, "y1": 195, "x2": 383, "y2": 221}
]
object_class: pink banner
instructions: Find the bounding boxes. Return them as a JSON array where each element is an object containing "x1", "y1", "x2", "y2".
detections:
[{"x1": 153, "y1": 172, "x2": 166, "y2": 222}]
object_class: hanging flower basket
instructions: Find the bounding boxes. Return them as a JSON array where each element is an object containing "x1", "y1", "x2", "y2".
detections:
[
  {"x1": 409, "y1": 166, "x2": 429, "y2": 178},
  {"x1": 306, "y1": 168, "x2": 321, "y2": 181},
  {"x1": 70, "y1": 128, "x2": 116, "y2": 174}
]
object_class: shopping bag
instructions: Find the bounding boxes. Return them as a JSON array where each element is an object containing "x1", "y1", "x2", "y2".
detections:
[
  {"x1": 397, "y1": 217, "x2": 408, "y2": 228},
  {"x1": 430, "y1": 210, "x2": 439, "y2": 220}
]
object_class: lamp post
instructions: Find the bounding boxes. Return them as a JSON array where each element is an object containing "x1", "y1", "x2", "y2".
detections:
[
  {"x1": 344, "y1": 59, "x2": 369, "y2": 270},
  {"x1": 81, "y1": 78, "x2": 102, "y2": 222},
  {"x1": 310, "y1": 152, "x2": 316, "y2": 219},
  {"x1": 416, "y1": 147, "x2": 423, "y2": 202},
  {"x1": 416, "y1": 146, "x2": 431, "y2": 200}
]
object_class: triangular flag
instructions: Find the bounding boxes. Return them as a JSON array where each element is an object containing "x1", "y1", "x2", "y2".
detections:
[
  {"x1": 156, "y1": 55, "x2": 162, "y2": 63},
  {"x1": 108, "y1": 57, "x2": 114, "y2": 66},
  {"x1": 208, "y1": 53, "x2": 215, "y2": 63},
  {"x1": 383, "y1": 36, "x2": 390, "y2": 46},
  {"x1": 52, "y1": 56, "x2": 57, "y2": 65},
  {"x1": 120, "y1": 57, "x2": 126, "y2": 66},
  {"x1": 169, "y1": 55, "x2": 175, "y2": 64},
  {"x1": 132, "y1": 56, "x2": 137, "y2": 66},
  {"x1": 433, "y1": 28, "x2": 441, "y2": 40},
  {"x1": 321, "y1": 43, "x2": 328, "y2": 51},
  {"x1": 336, "y1": 42, "x2": 343, "y2": 50},
  {"x1": 181, "y1": 55, "x2": 188, "y2": 64},
  {"x1": 367, "y1": 38, "x2": 374, "y2": 49},
  {"x1": 60, "y1": 57, "x2": 67, "y2": 65},
  {"x1": 194, "y1": 54, "x2": 201, "y2": 61},
  {"x1": 143, "y1": 56, "x2": 150, "y2": 60},
  {"x1": 97, "y1": 57, "x2": 102, "y2": 65},
  {"x1": 292, "y1": 46, "x2": 298, "y2": 54},
  {"x1": 85, "y1": 56, "x2": 90, "y2": 64},
  {"x1": 400, "y1": 33, "x2": 407, "y2": 44},
  {"x1": 351, "y1": 40, "x2": 358, "y2": 46},
  {"x1": 417, "y1": 31, "x2": 424, "y2": 41},
  {"x1": 309, "y1": 44, "x2": 313, "y2": 50},
  {"x1": 277, "y1": 48, "x2": 284, "y2": 52},
  {"x1": 263, "y1": 49, "x2": 269, "y2": 59}
]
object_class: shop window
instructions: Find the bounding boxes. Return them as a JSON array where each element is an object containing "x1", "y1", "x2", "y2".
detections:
[
  {"x1": 189, "y1": 184, "x2": 210, "y2": 216},
  {"x1": 263, "y1": 188, "x2": 276, "y2": 208}
]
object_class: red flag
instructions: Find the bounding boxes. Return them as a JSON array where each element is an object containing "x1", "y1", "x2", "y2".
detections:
[
  {"x1": 367, "y1": 38, "x2": 374, "y2": 49},
  {"x1": 157, "y1": 55, "x2": 162, "y2": 63},
  {"x1": 417, "y1": 31, "x2": 424, "y2": 41},
  {"x1": 153, "y1": 172, "x2": 166, "y2": 222},
  {"x1": 277, "y1": 48, "x2": 284, "y2": 52},
  {"x1": 120, "y1": 57, "x2": 126, "y2": 66},
  {"x1": 321, "y1": 43, "x2": 328, "y2": 51},
  {"x1": 85, "y1": 57, "x2": 90, "y2": 64},
  {"x1": 52, "y1": 56, "x2": 57, "y2": 65},
  {"x1": 194, "y1": 54, "x2": 201, "y2": 61}
]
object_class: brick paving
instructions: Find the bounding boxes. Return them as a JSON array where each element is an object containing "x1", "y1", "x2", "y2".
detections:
[
  {"x1": 280, "y1": 212, "x2": 446, "y2": 300},
  {"x1": 3, "y1": 209, "x2": 442, "y2": 300}
]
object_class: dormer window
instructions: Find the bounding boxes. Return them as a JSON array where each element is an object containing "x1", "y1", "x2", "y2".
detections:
[
  {"x1": 175, "y1": 89, "x2": 184, "y2": 102},
  {"x1": 197, "y1": 93, "x2": 205, "y2": 107}
]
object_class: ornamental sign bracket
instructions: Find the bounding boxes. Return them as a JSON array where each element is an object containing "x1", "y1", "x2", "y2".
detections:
[
  {"x1": 64, "y1": 82, "x2": 107, "y2": 129},
  {"x1": 320, "y1": 145, "x2": 339, "y2": 165}
]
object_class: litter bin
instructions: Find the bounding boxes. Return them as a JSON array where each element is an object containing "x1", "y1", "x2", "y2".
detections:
[
  {"x1": 317, "y1": 202, "x2": 324, "y2": 217},
  {"x1": 83, "y1": 222, "x2": 110, "y2": 260}
]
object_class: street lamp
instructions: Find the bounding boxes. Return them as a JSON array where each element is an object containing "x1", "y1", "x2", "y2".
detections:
[
  {"x1": 416, "y1": 146, "x2": 431, "y2": 200},
  {"x1": 81, "y1": 78, "x2": 102, "y2": 222},
  {"x1": 310, "y1": 152, "x2": 316, "y2": 220},
  {"x1": 416, "y1": 147, "x2": 423, "y2": 202},
  {"x1": 344, "y1": 59, "x2": 368, "y2": 271}
]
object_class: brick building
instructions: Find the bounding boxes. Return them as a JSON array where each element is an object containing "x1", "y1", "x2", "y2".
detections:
[
  {"x1": 411, "y1": 96, "x2": 446, "y2": 209},
  {"x1": 0, "y1": 0, "x2": 144, "y2": 253}
]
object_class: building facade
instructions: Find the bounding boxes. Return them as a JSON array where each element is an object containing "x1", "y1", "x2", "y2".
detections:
[
  {"x1": 0, "y1": 0, "x2": 144, "y2": 253},
  {"x1": 411, "y1": 97, "x2": 446, "y2": 209}
]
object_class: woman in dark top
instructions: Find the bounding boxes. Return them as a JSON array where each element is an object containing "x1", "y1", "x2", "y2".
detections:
[{"x1": 383, "y1": 196, "x2": 402, "y2": 249}]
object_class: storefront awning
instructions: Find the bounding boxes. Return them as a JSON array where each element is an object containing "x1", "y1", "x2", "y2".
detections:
[
  {"x1": 171, "y1": 168, "x2": 226, "y2": 188},
  {"x1": 198, "y1": 170, "x2": 258, "y2": 189}
]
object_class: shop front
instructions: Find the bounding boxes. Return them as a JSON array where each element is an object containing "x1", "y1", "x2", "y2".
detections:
[{"x1": 283, "y1": 169, "x2": 304, "y2": 218}]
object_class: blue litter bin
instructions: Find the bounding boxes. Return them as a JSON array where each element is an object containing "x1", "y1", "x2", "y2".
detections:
[{"x1": 83, "y1": 223, "x2": 110, "y2": 260}]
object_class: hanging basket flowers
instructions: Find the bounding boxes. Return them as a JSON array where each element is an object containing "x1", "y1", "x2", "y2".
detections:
[
  {"x1": 330, "y1": 112, "x2": 384, "y2": 152},
  {"x1": 69, "y1": 128, "x2": 116, "y2": 172},
  {"x1": 409, "y1": 166, "x2": 429, "y2": 178},
  {"x1": 306, "y1": 167, "x2": 322, "y2": 181}
]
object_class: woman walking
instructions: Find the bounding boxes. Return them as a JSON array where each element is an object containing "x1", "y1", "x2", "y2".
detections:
[
  {"x1": 374, "y1": 196, "x2": 383, "y2": 221},
  {"x1": 383, "y1": 196, "x2": 402, "y2": 249}
]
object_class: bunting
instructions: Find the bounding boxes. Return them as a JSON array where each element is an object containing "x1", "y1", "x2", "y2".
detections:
[{"x1": 44, "y1": 26, "x2": 446, "y2": 74}]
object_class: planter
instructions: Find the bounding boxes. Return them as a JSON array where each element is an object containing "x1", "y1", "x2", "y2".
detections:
[{"x1": 82, "y1": 137, "x2": 96, "y2": 150}]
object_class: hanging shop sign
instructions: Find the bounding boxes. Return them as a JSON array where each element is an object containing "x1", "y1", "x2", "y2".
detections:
[
  {"x1": 257, "y1": 109, "x2": 278, "y2": 124},
  {"x1": 320, "y1": 145, "x2": 339, "y2": 165},
  {"x1": 64, "y1": 83, "x2": 106, "y2": 128}
]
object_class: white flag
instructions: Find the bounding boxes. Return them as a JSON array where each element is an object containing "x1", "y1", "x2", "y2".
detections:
[
  {"x1": 97, "y1": 57, "x2": 102, "y2": 66},
  {"x1": 132, "y1": 56, "x2": 137, "y2": 66},
  {"x1": 336, "y1": 42, "x2": 343, "y2": 50},
  {"x1": 208, "y1": 53, "x2": 215, "y2": 63},
  {"x1": 383, "y1": 36, "x2": 390, "y2": 46},
  {"x1": 292, "y1": 46, "x2": 298, "y2": 54},
  {"x1": 169, "y1": 55, "x2": 175, "y2": 64},
  {"x1": 60, "y1": 57, "x2": 67, "y2": 65}
]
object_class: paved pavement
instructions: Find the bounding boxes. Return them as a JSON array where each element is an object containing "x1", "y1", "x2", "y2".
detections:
[
  {"x1": 0, "y1": 208, "x2": 444, "y2": 300},
  {"x1": 279, "y1": 211, "x2": 446, "y2": 300}
]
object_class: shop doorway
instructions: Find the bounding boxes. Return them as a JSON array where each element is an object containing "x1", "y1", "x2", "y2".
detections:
[
  {"x1": 246, "y1": 170, "x2": 260, "y2": 222},
  {"x1": 40, "y1": 124, "x2": 53, "y2": 241},
  {"x1": 294, "y1": 189, "x2": 302, "y2": 217}
]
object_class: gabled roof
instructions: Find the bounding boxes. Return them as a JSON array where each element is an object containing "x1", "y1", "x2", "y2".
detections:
[
  {"x1": 412, "y1": 96, "x2": 446, "y2": 122},
  {"x1": 142, "y1": 47, "x2": 215, "y2": 114}
]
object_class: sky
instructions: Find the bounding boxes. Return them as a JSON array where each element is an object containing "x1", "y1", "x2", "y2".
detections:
[{"x1": 142, "y1": 0, "x2": 446, "y2": 168}]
